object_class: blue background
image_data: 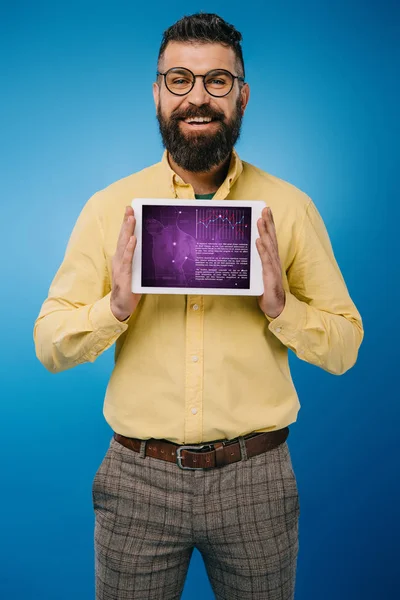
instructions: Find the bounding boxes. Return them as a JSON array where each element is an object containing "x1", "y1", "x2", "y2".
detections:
[{"x1": 1, "y1": 0, "x2": 398, "y2": 598}]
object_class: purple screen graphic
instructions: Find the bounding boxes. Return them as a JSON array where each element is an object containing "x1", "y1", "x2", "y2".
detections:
[{"x1": 141, "y1": 205, "x2": 252, "y2": 289}]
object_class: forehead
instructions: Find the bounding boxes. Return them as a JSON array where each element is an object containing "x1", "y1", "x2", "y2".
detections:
[{"x1": 161, "y1": 41, "x2": 237, "y2": 73}]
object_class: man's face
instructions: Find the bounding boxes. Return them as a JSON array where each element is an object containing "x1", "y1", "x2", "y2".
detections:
[{"x1": 153, "y1": 41, "x2": 250, "y2": 172}]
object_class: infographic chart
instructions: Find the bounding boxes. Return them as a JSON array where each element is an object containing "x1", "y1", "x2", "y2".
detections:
[{"x1": 142, "y1": 204, "x2": 252, "y2": 288}]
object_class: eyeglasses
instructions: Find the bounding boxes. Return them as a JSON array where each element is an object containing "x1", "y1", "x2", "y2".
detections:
[{"x1": 156, "y1": 67, "x2": 245, "y2": 98}]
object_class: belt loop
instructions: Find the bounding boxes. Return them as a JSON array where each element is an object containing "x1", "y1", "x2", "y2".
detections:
[
  {"x1": 138, "y1": 440, "x2": 147, "y2": 458},
  {"x1": 238, "y1": 436, "x2": 249, "y2": 461},
  {"x1": 214, "y1": 442, "x2": 225, "y2": 467}
]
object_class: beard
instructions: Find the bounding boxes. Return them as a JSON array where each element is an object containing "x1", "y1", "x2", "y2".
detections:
[{"x1": 156, "y1": 95, "x2": 243, "y2": 172}]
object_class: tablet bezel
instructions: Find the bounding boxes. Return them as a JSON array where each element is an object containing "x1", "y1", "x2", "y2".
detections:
[{"x1": 130, "y1": 198, "x2": 266, "y2": 295}]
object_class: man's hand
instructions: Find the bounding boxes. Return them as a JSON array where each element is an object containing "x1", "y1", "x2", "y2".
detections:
[
  {"x1": 255, "y1": 206, "x2": 286, "y2": 319},
  {"x1": 110, "y1": 205, "x2": 142, "y2": 322}
]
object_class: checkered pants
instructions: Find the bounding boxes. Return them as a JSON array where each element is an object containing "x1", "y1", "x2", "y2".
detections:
[{"x1": 92, "y1": 433, "x2": 300, "y2": 599}]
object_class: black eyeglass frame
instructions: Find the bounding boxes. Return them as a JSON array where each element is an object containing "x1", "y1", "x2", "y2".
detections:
[{"x1": 156, "y1": 67, "x2": 245, "y2": 98}]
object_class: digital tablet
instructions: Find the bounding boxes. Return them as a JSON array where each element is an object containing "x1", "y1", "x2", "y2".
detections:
[{"x1": 130, "y1": 198, "x2": 266, "y2": 295}]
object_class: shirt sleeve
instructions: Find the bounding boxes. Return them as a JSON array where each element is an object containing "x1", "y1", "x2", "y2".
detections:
[
  {"x1": 33, "y1": 195, "x2": 129, "y2": 373},
  {"x1": 264, "y1": 197, "x2": 364, "y2": 375}
]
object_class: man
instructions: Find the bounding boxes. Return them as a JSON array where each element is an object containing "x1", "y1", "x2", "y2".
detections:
[{"x1": 33, "y1": 12, "x2": 364, "y2": 600}]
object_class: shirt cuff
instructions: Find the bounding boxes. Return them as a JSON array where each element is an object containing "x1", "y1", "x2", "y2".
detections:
[
  {"x1": 264, "y1": 291, "x2": 307, "y2": 341},
  {"x1": 89, "y1": 292, "x2": 130, "y2": 334}
]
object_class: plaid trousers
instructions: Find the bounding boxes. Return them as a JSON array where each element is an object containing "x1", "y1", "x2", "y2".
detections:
[{"x1": 92, "y1": 433, "x2": 300, "y2": 600}]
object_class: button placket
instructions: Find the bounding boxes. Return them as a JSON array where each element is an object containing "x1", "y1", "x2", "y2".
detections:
[{"x1": 184, "y1": 295, "x2": 204, "y2": 440}]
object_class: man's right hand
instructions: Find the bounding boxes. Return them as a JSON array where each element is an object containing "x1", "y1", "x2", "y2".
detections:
[{"x1": 110, "y1": 205, "x2": 142, "y2": 322}]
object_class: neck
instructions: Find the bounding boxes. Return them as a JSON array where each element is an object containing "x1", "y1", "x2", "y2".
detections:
[{"x1": 167, "y1": 152, "x2": 231, "y2": 195}]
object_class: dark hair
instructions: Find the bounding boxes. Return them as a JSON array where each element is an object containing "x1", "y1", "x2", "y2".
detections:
[{"x1": 157, "y1": 12, "x2": 245, "y2": 79}]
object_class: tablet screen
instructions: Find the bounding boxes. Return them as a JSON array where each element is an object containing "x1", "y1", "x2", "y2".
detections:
[{"x1": 141, "y1": 204, "x2": 252, "y2": 289}]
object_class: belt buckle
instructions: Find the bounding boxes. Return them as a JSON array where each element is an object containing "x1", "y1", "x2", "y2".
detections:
[{"x1": 176, "y1": 444, "x2": 213, "y2": 470}]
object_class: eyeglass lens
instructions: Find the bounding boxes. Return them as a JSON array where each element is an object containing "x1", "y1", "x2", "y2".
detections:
[{"x1": 165, "y1": 68, "x2": 234, "y2": 96}]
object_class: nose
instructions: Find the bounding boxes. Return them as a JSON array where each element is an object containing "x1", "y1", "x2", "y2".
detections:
[{"x1": 186, "y1": 75, "x2": 210, "y2": 106}]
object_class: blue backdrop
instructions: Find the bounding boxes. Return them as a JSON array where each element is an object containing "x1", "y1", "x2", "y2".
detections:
[{"x1": 1, "y1": 0, "x2": 397, "y2": 598}]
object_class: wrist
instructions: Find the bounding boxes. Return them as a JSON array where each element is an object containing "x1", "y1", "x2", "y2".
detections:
[
  {"x1": 116, "y1": 313, "x2": 131, "y2": 322},
  {"x1": 110, "y1": 302, "x2": 131, "y2": 322},
  {"x1": 114, "y1": 310, "x2": 131, "y2": 322},
  {"x1": 264, "y1": 291, "x2": 286, "y2": 319}
]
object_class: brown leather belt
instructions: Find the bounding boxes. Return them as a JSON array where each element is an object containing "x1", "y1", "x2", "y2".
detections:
[{"x1": 113, "y1": 427, "x2": 289, "y2": 470}]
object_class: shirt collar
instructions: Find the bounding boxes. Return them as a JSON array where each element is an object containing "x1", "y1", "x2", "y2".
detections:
[{"x1": 161, "y1": 148, "x2": 243, "y2": 199}]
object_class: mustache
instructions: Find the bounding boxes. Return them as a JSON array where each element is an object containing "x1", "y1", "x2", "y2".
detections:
[{"x1": 169, "y1": 106, "x2": 225, "y2": 122}]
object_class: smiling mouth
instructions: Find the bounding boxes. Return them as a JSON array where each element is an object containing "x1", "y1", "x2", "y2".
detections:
[{"x1": 180, "y1": 117, "x2": 219, "y2": 128}]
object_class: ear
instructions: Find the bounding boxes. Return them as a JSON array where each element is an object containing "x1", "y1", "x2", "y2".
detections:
[
  {"x1": 153, "y1": 81, "x2": 160, "y2": 109},
  {"x1": 240, "y1": 82, "x2": 250, "y2": 116}
]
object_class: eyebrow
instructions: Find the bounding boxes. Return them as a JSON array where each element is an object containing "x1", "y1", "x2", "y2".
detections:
[
  {"x1": 164, "y1": 67, "x2": 233, "y2": 75},
  {"x1": 168, "y1": 68, "x2": 191, "y2": 75}
]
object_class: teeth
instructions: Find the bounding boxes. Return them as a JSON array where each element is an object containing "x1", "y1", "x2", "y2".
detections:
[{"x1": 184, "y1": 117, "x2": 212, "y2": 123}]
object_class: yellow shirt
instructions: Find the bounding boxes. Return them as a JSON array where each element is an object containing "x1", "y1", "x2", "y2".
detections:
[{"x1": 33, "y1": 149, "x2": 364, "y2": 444}]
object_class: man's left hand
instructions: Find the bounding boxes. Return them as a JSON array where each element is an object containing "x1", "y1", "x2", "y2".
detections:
[{"x1": 256, "y1": 206, "x2": 286, "y2": 319}]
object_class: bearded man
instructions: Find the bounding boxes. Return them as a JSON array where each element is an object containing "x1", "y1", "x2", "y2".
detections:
[{"x1": 34, "y1": 12, "x2": 364, "y2": 600}]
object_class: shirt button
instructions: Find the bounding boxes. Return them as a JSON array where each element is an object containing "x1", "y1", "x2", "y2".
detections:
[
  {"x1": 275, "y1": 327, "x2": 282, "y2": 333},
  {"x1": 192, "y1": 355, "x2": 199, "y2": 362},
  {"x1": 191, "y1": 408, "x2": 198, "y2": 415},
  {"x1": 192, "y1": 304, "x2": 199, "y2": 311}
]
